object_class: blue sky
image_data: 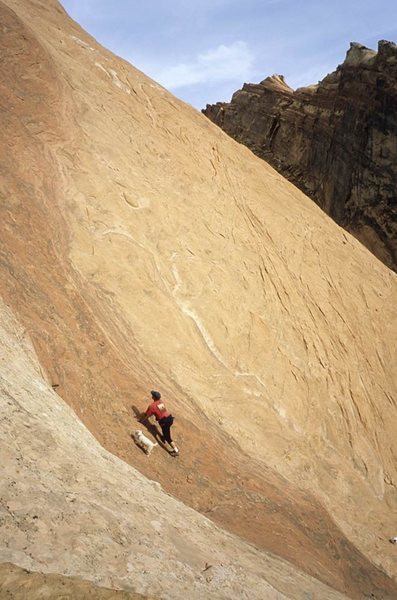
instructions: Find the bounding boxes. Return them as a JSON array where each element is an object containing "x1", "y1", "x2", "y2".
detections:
[{"x1": 61, "y1": 0, "x2": 397, "y2": 109}]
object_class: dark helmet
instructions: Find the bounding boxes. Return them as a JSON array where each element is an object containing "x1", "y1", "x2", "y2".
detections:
[{"x1": 151, "y1": 390, "x2": 161, "y2": 400}]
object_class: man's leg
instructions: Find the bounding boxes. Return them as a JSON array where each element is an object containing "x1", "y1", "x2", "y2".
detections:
[{"x1": 161, "y1": 418, "x2": 179, "y2": 454}]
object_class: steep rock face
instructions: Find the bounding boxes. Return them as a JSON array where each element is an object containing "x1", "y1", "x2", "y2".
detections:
[
  {"x1": 203, "y1": 42, "x2": 397, "y2": 271},
  {"x1": 2, "y1": 301, "x2": 326, "y2": 600},
  {"x1": 1, "y1": 1, "x2": 397, "y2": 599}
]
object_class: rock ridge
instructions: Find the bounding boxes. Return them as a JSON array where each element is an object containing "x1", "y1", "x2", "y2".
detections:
[
  {"x1": 203, "y1": 40, "x2": 397, "y2": 271},
  {"x1": 1, "y1": 2, "x2": 397, "y2": 599}
]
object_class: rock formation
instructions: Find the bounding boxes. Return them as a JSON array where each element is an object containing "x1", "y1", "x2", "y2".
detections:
[
  {"x1": 1, "y1": 1, "x2": 397, "y2": 599},
  {"x1": 2, "y1": 299, "x2": 334, "y2": 600},
  {"x1": 203, "y1": 42, "x2": 397, "y2": 271}
]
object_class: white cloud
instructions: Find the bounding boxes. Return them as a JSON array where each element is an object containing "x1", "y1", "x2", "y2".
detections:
[{"x1": 151, "y1": 41, "x2": 254, "y2": 89}]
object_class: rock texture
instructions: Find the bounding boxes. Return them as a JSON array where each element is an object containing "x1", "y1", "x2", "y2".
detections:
[
  {"x1": 203, "y1": 42, "x2": 397, "y2": 271},
  {"x1": 0, "y1": 563, "x2": 155, "y2": 600},
  {"x1": 2, "y1": 300, "x2": 340, "y2": 600},
  {"x1": 0, "y1": 1, "x2": 397, "y2": 599}
]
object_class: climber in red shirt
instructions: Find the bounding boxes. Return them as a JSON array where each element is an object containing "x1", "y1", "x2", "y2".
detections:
[{"x1": 141, "y1": 391, "x2": 179, "y2": 456}]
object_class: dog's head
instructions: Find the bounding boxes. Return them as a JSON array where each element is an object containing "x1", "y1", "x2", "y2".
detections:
[{"x1": 133, "y1": 430, "x2": 143, "y2": 440}]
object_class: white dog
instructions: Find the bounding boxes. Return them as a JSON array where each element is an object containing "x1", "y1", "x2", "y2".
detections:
[{"x1": 133, "y1": 430, "x2": 158, "y2": 455}]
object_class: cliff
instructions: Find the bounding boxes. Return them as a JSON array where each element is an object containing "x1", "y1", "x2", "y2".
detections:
[
  {"x1": 1, "y1": 2, "x2": 397, "y2": 599},
  {"x1": 203, "y1": 42, "x2": 397, "y2": 271}
]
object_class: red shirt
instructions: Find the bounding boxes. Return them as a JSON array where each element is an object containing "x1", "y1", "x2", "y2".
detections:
[{"x1": 145, "y1": 399, "x2": 170, "y2": 421}]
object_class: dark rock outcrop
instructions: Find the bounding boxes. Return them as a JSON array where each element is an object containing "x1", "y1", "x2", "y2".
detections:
[{"x1": 203, "y1": 41, "x2": 397, "y2": 271}]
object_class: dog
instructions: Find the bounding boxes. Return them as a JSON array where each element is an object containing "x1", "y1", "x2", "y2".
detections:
[{"x1": 133, "y1": 430, "x2": 158, "y2": 455}]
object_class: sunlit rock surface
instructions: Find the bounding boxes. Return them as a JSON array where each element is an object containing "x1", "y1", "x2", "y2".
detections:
[{"x1": 0, "y1": 1, "x2": 397, "y2": 598}]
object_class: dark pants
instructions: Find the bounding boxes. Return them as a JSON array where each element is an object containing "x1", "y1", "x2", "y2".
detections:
[{"x1": 159, "y1": 415, "x2": 174, "y2": 444}]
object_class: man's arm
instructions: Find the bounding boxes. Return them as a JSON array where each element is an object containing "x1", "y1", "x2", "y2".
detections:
[{"x1": 138, "y1": 406, "x2": 152, "y2": 423}]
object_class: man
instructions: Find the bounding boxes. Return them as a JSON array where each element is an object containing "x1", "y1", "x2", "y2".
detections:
[{"x1": 141, "y1": 391, "x2": 179, "y2": 456}]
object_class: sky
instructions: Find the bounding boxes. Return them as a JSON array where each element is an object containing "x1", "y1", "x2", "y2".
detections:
[{"x1": 61, "y1": 0, "x2": 397, "y2": 109}]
